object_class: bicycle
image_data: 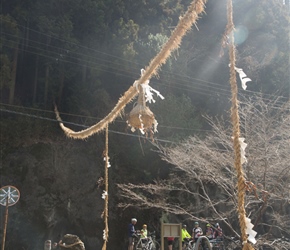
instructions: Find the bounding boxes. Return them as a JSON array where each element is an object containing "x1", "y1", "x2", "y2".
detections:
[
  {"x1": 184, "y1": 236, "x2": 212, "y2": 250},
  {"x1": 184, "y1": 238, "x2": 195, "y2": 250},
  {"x1": 209, "y1": 238, "x2": 225, "y2": 250},
  {"x1": 133, "y1": 231, "x2": 160, "y2": 250}
]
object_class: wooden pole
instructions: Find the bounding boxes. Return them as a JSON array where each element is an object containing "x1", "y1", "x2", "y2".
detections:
[
  {"x1": 102, "y1": 125, "x2": 109, "y2": 250},
  {"x1": 1, "y1": 197, "x2": 9, "y2": 250}
]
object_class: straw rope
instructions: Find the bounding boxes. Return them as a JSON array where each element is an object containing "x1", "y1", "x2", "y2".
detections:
[
  {"x1": 102, "y1": 125, "x2": 109, "y2": 250},
  {"x1": 226, "y1": 0, "x2": 254, "y2": 249},
  {"x1": 55, "y1": 0, "x2": 207, "y2": 139}
]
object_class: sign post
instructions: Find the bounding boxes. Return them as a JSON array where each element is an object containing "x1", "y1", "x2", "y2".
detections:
[
  {"x1": 161, "y1": 223, "x2": 182, "y2": 250},
  {"x1": 0, "y1": 185, "x2": 20, "y2": 250}
]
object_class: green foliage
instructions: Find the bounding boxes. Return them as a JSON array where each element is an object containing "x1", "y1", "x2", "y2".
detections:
[
  {"x1": 111, "y1": 18, "x2": 139, "y2": 58},
  {"x1": 136, "y1": 33, "x2": 170, "y2": 68}
]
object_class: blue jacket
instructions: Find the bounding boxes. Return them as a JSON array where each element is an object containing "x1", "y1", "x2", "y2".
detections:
[{"x1": 128, "y1": 223, "x2": 135, "y2": 237}]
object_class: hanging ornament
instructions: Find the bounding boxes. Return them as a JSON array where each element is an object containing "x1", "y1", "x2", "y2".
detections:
[
  {"x1": 127, "y1": 69, "x2": 163, "y2": 136},
  {"x1": 127, "y1": 85, "x2": 156, "y2": 135}
]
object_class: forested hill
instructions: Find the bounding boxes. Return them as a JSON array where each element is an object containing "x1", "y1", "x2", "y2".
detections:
[{"x1": 0, "y1": 0, "x2": 289, "y2": 249}]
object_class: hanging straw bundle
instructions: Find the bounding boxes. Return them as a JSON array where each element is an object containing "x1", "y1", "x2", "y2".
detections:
[{"x1": 127, "y1": 85, "x2": 156, "y2": 133}]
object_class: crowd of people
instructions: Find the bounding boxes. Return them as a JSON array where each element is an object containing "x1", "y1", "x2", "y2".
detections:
[
  {"x1": 181, "y1": 222, "x2": 223, "y2": 249},
  {"x1": 127, "y1": 218, "x2": 223, "y2": 250}
]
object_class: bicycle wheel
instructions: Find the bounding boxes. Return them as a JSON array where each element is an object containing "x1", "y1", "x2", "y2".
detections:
[
  {"x1": 185, "y1": 244, "x2": 193, "y2": 250},
  {"x1": 135, "y1": 239, "x2": 143, "y2": 250},
  {"x1": 151, "y1": 240, "x2": 160, "y2": 250},
  {"x1": 195, "y1": 242, "x2": 204, "y2": 250}
]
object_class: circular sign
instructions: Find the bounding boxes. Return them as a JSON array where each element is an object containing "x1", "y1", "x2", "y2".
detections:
[{"x1": 0, "y1": 185, "x2": 20, "y2": 206}]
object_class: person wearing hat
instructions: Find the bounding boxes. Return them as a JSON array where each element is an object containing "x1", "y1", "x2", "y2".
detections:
[
  {"x1": 192, "y1": 222, "x2": 203, "y2": 242},
  {"x1": 181, "y1": 224, "x2": 191, "y2": 250},
  {"x1": 128, "y1": 218, "x2": 137, "y2": 250},
  {"x1": 205, "y1": 223, "x2": 214, "y2": 240},
  {"x1": 213, "y1": 223, "x2": 223, "y2": 240},
  {"x1": 167, "y1": 236, "x2": 174, "y2": 250},
  {"x1": 140, "y1": 224, "x2": 148, "y2": 239},
  {"x1": 140, "y1": 224, "x2": 149, "y2": 245}
]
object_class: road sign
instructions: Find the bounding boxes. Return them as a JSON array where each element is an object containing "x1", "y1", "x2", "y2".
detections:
[{"x1": 0, "y1": 185, "x2": 20, "y2": 206}]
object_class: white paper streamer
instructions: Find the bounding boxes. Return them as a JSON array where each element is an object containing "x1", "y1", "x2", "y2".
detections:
[
  {"x1": 133, "y1": 69, "x2": 165, "y2": 103},
  {"x1": 245, "y1": 217, "x2": 257, "y2": 244},
  {"x1": 234, "y1": 67, "x2": 252, "y2": 90},
  {"x1": 103, "y1": 157, "x2": 111, "y2": 168},
  {"x1": 103, "y1": 229, "x2": 107, "y2": 240},
  {"x1": 102, "y1": 191, "x2": 108, "y2": 200},
  {"x1": 231, "y1": 137, "x2": 248, "y2": 164},
  {"x1": 153, "y1": 119, "x2": 158, "y2": 133},
  {"x1": 239, "y1": 137, "x2": 248, "y2": 165}
]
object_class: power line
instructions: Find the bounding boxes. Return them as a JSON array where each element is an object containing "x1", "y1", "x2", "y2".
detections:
[
  {"x1": 1, "y1": 38, "x2": 235, "y2": 100},
  {"x1": 0, "y1": 107, "x2": 171, "y2": 143},
  {"x1": 2, "y1": 26, "x2": 289, "y2": 101},
  {"x1": 1, "y1": 31, "x2": 141, "y2": 75},
  {"x1": 0, "y1": 16, "x2": 139, "y2": 66},
  {"x1": 3, "y1": 37, "x2": 288, "y2": 107},
  {"x1": 1, "y1": 17, "x2": 289, "y2": 105},
  {"x1": 4, "y1": 106, "x2": 285, "y2": 154},
  {"x1": 1, "y1": 22, "x2": 287, "y2": 103},
  {"x1": 1, "y1": 22, "x2": 287, "y2": 99},
  {"x1": 1, "y1": 107, "x2": 241, "y2": 151},
  {"x1": 0, "y1": 103, "x2": 212, "y2": 132}
]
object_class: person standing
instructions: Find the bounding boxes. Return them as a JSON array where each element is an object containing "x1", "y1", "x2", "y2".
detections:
[
  {"x1": 213, "y1": 223, "x2": 223, "y2": 240},
  {"x1": 167, "y1": 237, "x2": 174, "y2": 250},
  {"x1": 181, "y1": 224, "x2": 191, "y2": 250},
  {"x1": 140, "y1": 224, "x2": 148, "y2": 245},
  {"x1": 140, "y1": 224, "x2": 148, "y2": 239},
  {"x1": 205, "y1": 224, "x2": 214, "y2": 240},
  {"x1": 192, "y1": 222, "x2": 203, "y2": 242},
  {"x1": 128, "y1": 218, "x2": 137, "y2": 250}
]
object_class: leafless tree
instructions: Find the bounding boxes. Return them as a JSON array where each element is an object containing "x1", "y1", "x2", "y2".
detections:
[{"x1": 117, "y1": 95, "x2": 290, "y2": 249}]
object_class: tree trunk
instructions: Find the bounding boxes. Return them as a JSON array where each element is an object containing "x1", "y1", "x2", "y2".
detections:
[
  {"x1": 82, "y1": 62, "x2": 87, "y2": 86},
  {"x1": 44, "y1": 63, "x2": 50, "y2": 106},
  {"x1": 57, "y1": 67, "x2": 65, "y2": 105},
  {"x1": 9, "y1": 43, "x2": 19, "y2": 104},
  {"x1": 33, "y1": 55, "x2": 39, "y2": 104}
]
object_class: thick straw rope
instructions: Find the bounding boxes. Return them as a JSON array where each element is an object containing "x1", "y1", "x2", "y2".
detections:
[
  {"x1": 55, "y1": 0, "x2": 207, "y2": 139},
  {"x1": 226, "y1": 0, "x2": 254, "y2": 249},
  {"x1": 102, "y1": 126, "x2": 109, "y2": 250}
]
